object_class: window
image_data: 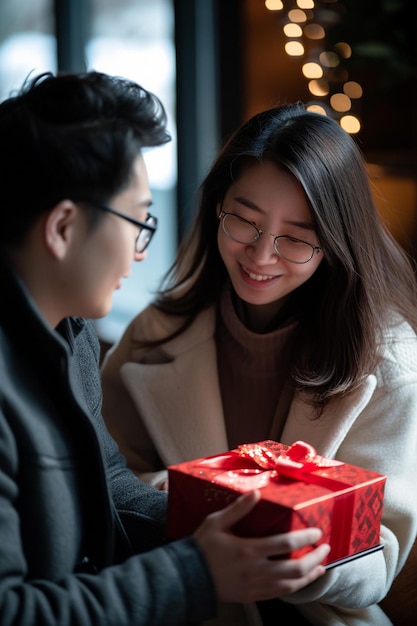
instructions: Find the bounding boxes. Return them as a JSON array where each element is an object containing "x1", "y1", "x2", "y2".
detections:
[
  {"x1": 0, "y1": 0, "x2": 177, "y2": 344},
  {"x1": 0, "y1": 0, "x2": 55, "y2": 102},
  {"x1": 87, "y1": 0, "x2": 177, "y2": 343}
]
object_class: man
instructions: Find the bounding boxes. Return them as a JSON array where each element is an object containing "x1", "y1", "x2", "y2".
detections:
[{"x1": 0, "y1": 71, "x2": 329, "y2": 625}]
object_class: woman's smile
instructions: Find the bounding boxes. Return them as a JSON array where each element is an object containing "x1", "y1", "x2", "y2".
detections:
[{"x1": 240, "y1": 263, "x2": 278, "y2": 283}]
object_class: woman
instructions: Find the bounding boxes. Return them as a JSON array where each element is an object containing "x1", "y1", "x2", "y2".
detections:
[{"x1": 101, "y1": 103, "x2": 417, "y2": 625}]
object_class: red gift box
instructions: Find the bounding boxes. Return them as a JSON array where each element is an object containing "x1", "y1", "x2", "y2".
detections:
[{"x1": 167, "y1": 440, "x2": 386, "y2": 566}]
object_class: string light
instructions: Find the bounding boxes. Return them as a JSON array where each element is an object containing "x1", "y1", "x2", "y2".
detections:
[
  {"x1": 308, "y1": 78, "x2": 329, "y2": 96},
  {"x1": 302, "y1": 62, "x2": 323, "y2": 79},
  {"x1": 264, "y1": 0, "x2": 362, "y2": 134},
  {"x1": 285, "y1": 41, "x2": 305, "y2": 56},
  {"x1": 283, "y1": 23, "x2": 303, "y2": 37},
  {"x1": 340, "y1": 114, "x2": 361, "y2": 133},
  {"x1": 330, "y1": 93, "x2": 351, "y2": 112},
  {"x1": 304, "y1": 23, "x2": 325, "y2": 39},
  {"x1": 297, "y1": 0, "x2": 315, "y2": 8},
  {"x1": 306, "y1": 103, "x2": 328, "y2": 114},
  {"x1": 344, "y1": 81, "x2": 362, "y2": 98},
  {"x1": 265, "y1": 0, "x2": 284, "y2": 10}
]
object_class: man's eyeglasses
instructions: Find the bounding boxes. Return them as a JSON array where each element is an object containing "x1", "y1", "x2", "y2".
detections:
[
  {"x1": 92, "y1": 204, "x2": 158, "y2": 253},
  {"x1": 218, "y1": 210, "x2": 321, "y2": 264}
]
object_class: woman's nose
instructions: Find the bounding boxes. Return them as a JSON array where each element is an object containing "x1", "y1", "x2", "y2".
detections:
[{"x1": 246, "y1": 234, "x2": 278, "y2": 264}]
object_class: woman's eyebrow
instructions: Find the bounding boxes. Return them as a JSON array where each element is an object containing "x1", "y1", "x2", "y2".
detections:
[
  {"x1": 233, "y1": 195, "x2": 315, "y2": 231},
  {"x1": 282, "y1": 219, "x2": 315, "y2": 232},
  {"x1": 233, "y1": 196, "x2": 262, "y2": 213}
]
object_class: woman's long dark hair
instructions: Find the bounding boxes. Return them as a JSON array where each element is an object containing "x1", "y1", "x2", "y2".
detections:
[{"x1": 152, "y1": 103, "x2": 417, "y2": 405}]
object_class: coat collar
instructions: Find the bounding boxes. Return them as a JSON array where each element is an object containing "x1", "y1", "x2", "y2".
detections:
[
  {"x1": 280, "y1": 376, "x2": 377, "y2": 456},
  {"x1": 121, "y1": 306, "x2": 377, "y2": 464}
]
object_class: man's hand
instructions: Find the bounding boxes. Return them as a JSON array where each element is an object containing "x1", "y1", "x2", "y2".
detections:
[{"x1": 193, "y1": 490, "x2": 330, "y2": 603}]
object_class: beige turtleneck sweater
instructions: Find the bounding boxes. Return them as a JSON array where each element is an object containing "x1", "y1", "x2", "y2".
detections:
[{"x1": 216, "y1": 286, "x2": 298, "y2": 449}]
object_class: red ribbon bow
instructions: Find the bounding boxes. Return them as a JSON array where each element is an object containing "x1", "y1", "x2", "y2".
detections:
[{"x1": 237, "y1": 440, "x2": 321, "y2": 479}]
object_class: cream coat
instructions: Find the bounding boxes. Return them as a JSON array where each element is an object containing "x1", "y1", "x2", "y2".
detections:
[{"x1": 101, "y1": 305, "x2": 417, "y2": 626}]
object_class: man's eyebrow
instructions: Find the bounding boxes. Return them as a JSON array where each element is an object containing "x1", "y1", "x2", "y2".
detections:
[
  {"x1": 233, "y1": 195, "x2": 315, "y2": 230},
  {"x1": 136, "y1": 198, "x2": 153, "y2": 209}
]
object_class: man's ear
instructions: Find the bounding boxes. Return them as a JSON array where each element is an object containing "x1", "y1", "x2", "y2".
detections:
[{"x1": 44, "y1": 200, "x2": 78, "y2": 260}]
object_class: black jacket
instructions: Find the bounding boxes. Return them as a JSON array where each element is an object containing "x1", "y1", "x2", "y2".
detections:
[{"x1": 0, "y1": 252, "x2": 216, "y2": 626}]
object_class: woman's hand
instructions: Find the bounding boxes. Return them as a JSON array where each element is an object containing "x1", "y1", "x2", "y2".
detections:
[{"x1": 193, "y1": 490, "x2": 329, "y2": 604}]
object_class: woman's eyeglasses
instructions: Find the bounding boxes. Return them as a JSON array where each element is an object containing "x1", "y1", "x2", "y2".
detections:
[{"x1": 218, "y1": 210, "x2": 321, "y2": 264}]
